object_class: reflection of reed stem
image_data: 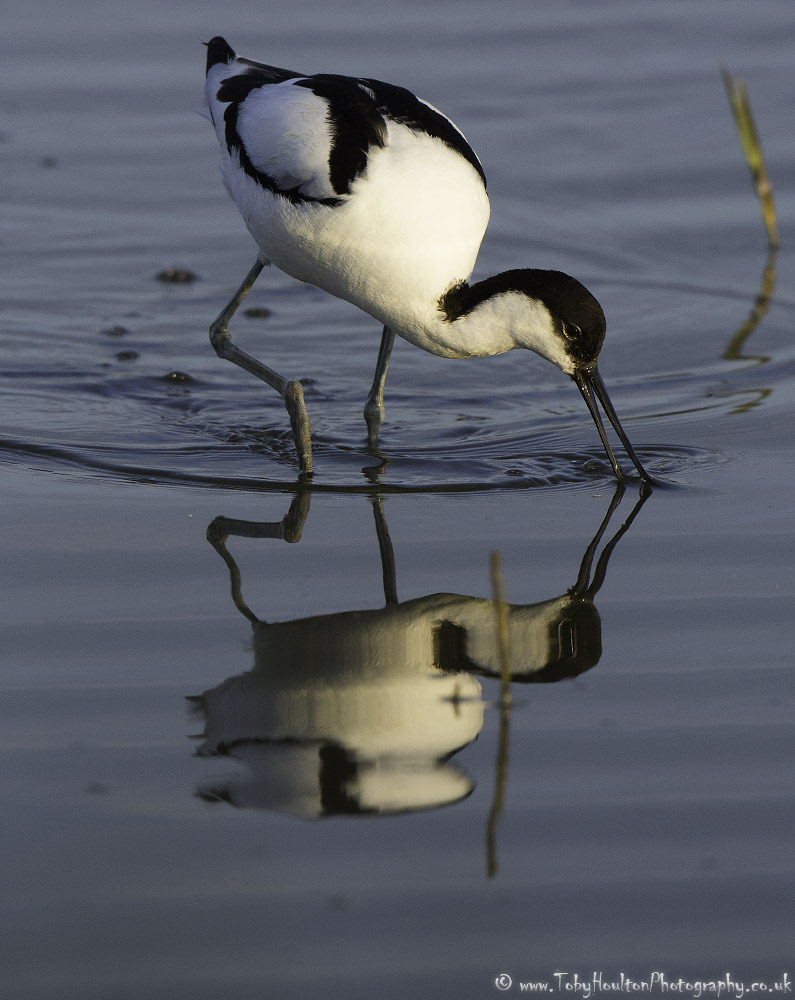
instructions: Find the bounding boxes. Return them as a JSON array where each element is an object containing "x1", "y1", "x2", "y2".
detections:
[
  {"x1": 723, "y1": 247, "x2": 776, "y2": 366},
  {"x1": 486, "y1": 551, "x2": 511, "y2": 878},
  {"x1": 719, "y1": 244, "x2": 776, "y2": 414},
  {"x1": 721, "y1": 67, "x2": 779, "y2": 249},
  {"x1": 490, "y1": 551, "x2": 512, "y2": 703},
  {"x1": 486, "y1": 697, "x2": 511, "y2": 878}
]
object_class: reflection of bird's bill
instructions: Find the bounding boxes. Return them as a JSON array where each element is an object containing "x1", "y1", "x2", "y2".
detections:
[{"x1": 573, "y1": 367, "x2": 654, "y2": 484}]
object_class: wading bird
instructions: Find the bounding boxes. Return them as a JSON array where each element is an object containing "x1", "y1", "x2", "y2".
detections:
[{"x1": 199, "y1": 36, "x2": 652, "y2": 483}]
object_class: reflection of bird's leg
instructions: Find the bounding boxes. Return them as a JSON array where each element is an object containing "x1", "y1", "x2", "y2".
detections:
[
  {"x1": 363, "y1": 326, "x2": 395, "y2": 450},
  {"x1": 280, "y1": 490, "x2": 312, "y2": 543},
  {"x1": 209, "y1": 259, "x2": 313, "y2": 475},
  {"x1": 369, "y1": 494, "x2": 398, "y2": 605},
  {"x1": 206, "y1": 491, "x2": 312, "y2": 623},
  {"x1": 206, "y1": 519, "x2": 259, "y2": 625}
]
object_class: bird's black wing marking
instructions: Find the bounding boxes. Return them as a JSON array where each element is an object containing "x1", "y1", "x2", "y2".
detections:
[
  {"x1": 357, "y1": 77, "x2": 487, "y2": 189},
  {"x1": 216, "y1": 67, "x2": 345, "y2": 206},
  {"x1": 206, "y1": 37, "x2": 337, "y2": 203},
  {"x1": 295, "y1": 75, "x2": 388, "y2": 196},
  {"x1": 215, "y1": 65, "x2": 299, "y2": 107},
  {"x1": 211, "y1": 60, "x2": 387, "y2": 202},
  {"x1": 206, "y1": 36, "x2": 300, "y2": 83},
  {"x1": 206, "y1": 41, "x2": 482, "y2": 202}
]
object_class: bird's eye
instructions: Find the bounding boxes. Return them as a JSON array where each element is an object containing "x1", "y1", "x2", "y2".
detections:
[{"x1": 563, "y1": 322, "x2": 582, "y2": 341}]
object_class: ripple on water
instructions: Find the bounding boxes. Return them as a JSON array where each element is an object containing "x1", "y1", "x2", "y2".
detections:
[
  {"x1": 0, "y1": 404, "x2": 726, "y2": 493},
  {"x1": 0, "y1": 277, "x2": 789, "y2": 492}
]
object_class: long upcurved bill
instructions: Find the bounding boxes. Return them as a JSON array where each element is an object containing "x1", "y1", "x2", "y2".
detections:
[{"x1": 573, "y1": 367, "x2": 654, "y2": 484}]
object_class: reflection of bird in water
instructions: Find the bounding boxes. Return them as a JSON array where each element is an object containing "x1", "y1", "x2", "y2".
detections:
[
  {"x1": 189, "y1": 486, "x2": 649, "y2": 817},
  {"x1": 199, "y1": 36, "x2": 653, "y2": 483}
]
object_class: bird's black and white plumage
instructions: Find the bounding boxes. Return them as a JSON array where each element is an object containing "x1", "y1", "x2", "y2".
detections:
[{"x1": 199, "y1": 37, "x2": 652, "y2": 483}]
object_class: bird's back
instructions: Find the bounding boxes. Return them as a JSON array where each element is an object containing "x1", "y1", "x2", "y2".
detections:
[{"x1": 202, "y1": 38, "x2": 491, "y2": 341}]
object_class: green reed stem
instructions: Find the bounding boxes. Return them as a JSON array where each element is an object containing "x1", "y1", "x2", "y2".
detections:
[{"x1": 721, "y1": 66, "x2": 779, "y2": 249}]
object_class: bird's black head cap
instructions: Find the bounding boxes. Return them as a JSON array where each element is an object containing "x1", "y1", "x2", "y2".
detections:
[
  {"x1": 520, "y1": 269, "x2": 606, "y2": 368},
  {"x1": 441, "y1": 268, "x2": 606, "y2": 368}
]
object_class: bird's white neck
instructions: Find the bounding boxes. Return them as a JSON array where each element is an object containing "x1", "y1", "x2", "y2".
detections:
[{"x1": 367, "y1": 277, "x2": 569, "y2": 369}]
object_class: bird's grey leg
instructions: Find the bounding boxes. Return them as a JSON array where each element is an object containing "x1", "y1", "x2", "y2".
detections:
[
  {"x1": 363, "y1": 325, "x2": 395, "y2": 449},
  {"x1": 209, "y1": 259, "x2": 313, "y2": 475}
]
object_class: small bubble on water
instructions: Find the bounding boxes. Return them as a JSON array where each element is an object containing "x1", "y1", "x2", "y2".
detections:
[
  {"x1": 156, "y1": 267, "x2": 197, "y2": 284},
  {"x1": 582, "y1": 458, "x2": 606, "y2": 474},
  {"x1": 85, "y1": 781, "x2": 111, "y2": 796}
]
